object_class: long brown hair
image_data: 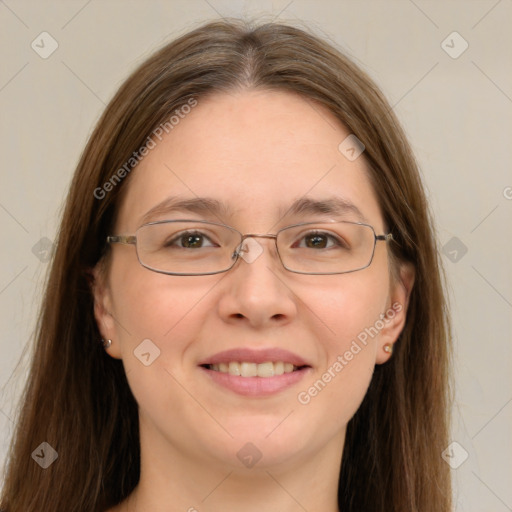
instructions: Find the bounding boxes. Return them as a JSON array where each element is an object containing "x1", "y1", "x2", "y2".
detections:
[{"x1": 1, "y1": 19, "x2": 452, "y2": 511}]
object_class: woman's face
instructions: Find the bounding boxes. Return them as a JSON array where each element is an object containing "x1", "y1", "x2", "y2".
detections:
[{"x1": 94, "y1": 89, "x2": 412, "y2": 471}]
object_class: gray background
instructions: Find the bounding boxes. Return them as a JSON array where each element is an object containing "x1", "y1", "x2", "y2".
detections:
[{"x1": 0, "y1": 1, "x2": 511, "y2": 510}]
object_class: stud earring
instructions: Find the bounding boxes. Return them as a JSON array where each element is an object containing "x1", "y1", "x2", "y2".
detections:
[
  {"x1": 383, "y1": 343, "x2": 393, "y2": 355},
  {"x1": 101, "y1": 339, "x2": 112, "y2": 349}
]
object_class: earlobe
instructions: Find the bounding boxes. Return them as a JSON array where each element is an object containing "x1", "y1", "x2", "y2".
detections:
[{"x1": 376, "y1": 262, "x2": 415, "y2": 364}]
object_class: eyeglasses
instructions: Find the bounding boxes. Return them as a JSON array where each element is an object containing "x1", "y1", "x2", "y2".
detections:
[{"x1": 106, "y1": 219, "x2": 393, "y2": 276}]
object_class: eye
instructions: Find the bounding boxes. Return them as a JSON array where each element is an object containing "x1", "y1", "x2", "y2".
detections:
[
  {"x1": 294, "y1": 231, "x2": 347, "y2": 249},
  {"x1": 166, "y1": 230, "x2": 217, "y2": 249}
]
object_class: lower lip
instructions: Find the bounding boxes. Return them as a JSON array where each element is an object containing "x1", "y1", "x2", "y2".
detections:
[{"x1": 199, "y1": 366, "x2": 311, "y2": 397}]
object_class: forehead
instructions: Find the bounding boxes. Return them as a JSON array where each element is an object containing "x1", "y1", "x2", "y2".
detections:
[{"x1": 116, "y1": 89, "x2": 384, "y2": 232}]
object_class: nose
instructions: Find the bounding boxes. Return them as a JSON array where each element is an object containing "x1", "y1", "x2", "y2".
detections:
[{"x1": 216, "y1": 235, "x2": 298, "y2": 329}]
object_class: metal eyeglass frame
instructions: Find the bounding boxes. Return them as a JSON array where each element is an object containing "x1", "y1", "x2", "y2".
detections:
[{"x1": 106, "y1": 219, "x2": 394, "y2": 276}]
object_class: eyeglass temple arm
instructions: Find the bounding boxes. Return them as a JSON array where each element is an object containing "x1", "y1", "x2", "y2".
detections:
[
  {"x1": 107, "y1": 235, "x2": 137, "y2": 245},
  {"x1": 376, "y1": 233, "x2": 393, "y2": 242}
]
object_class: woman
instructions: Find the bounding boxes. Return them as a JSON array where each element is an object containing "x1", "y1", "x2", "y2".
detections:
[{"x1": 1, "y1": 19, "x2": 452, "y2": 512}]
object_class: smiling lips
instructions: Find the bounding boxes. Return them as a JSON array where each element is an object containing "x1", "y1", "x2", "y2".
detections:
[{"x1": 198, "y1": 347, "x2": 311, "y2": 396}]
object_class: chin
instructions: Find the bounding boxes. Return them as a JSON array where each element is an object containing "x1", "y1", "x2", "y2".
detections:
[{"x1": 206, "y1": 419, "x2": 312, "y2": 467}]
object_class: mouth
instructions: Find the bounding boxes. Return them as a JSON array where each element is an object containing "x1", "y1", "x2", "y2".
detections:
[
  {"x1": 200, "y1": 361, "x2": 309, "y2": 378},
  {"x1": 198, "y1": 348, "x2": 312, "y2": 397}
]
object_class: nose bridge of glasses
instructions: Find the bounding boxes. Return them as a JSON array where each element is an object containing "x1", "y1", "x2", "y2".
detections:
[
  {"x1": 234, "y1": 233, "x2": 278, "y2": 259},
  {"x1": 241, "y1": 233, "x2": 277, "y2": 241}
]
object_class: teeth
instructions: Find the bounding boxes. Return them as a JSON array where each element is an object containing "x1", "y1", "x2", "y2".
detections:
[
  {"x1": 228, "y1": 361, "x2": 241, "y2": 376},
  {"x1": 209, "y1": 361, "x2": 300, "y2": 377},
  {"x1": 273, "y1": 361, "x2": 284, "y2": 375},
  {"x1": 240, "y1": 362, "x2": 258, "y2": 377},
  {"x1": 257, "y1": 361, "x2": 274, "y2": 377}
]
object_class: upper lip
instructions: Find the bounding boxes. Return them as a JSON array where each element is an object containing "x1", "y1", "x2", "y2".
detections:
[{"x1": 198, "y1": 348, "x2": 310, "y2": 367}]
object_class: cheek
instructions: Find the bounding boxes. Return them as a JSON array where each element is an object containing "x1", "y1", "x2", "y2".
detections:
[
  {"x1": 108, "y1": 269, "x2": 216, "y2": 425},
  {"x1": 308, "y1": 268, "x2": 389, "y2": 349},
  {"x1": 109, "y1": 261, "x2": 215, "y2": 360},
  {"x1": 294, "y1": 273, "x2": 387, "y2": 425}
]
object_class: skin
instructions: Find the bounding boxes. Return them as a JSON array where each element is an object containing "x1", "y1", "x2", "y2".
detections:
[{"x1": 94, "y1": 89, "x2": 414, "y2": 512}]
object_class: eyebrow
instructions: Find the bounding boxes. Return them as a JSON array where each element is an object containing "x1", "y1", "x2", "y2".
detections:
[
  {"x1": 283, "y1": 196, "x2": 368, "y2": 223},
  {"x1": 140, "y1": 195, "x2": 367, "y2": 225}
]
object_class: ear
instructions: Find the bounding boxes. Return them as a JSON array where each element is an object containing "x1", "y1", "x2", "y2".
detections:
[
  {"x1": 375, "y1": 261, "x2": 415, "y2": 364},
  {"x1": 89, "y1": 263, "x2": 122, "y2": 359}
]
